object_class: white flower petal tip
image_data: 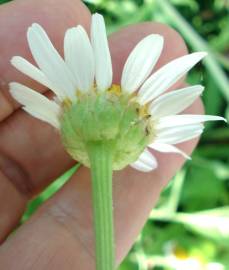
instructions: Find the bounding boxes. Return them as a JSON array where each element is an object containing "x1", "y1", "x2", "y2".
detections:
[
  {"x1": 10, "y1": 56, "x2": 55, "y2": 91},
  {"x1": 27, "y1": 22, "x2": 77, "y2": 101},
  {"x1": 155, "y1": 124, "x2": 204, "y2": 145},
  {"x1": 121, "y1": 34, "x2": 164, "y2": 93},
  {"x1": 10, "y1": 56, "x2": 18, "y2": 65},
  {"x1": 221, "y1": 117, "x2": 228, "y2": 123},
  {"x1": 149, "y1": 84, "x2": 204, "y2": 118},
  {"x1": 130, "y1": 149, "x2": 158, "y2": 172},
  {"x1": 91, "y1": 13, "x2": 112, "y2": 91},
  {"x1": 193, "y1": 51, "x2": 207, "y2": 57},
  {"x1": 149, "y1": 143, "x2": 191, "y2": 160},
  {"x1": 138, "y1": 51, "x2": 208, "y2": 105},
  {"x1": 156, "y1": 115, "x2": 227, "y2": 129},
  {"x1": 9, "y1": 82, "x2": 60, "y2": 129},
  {"x1": 196, "y1": 51, "x2": 208, "y2": 58}
]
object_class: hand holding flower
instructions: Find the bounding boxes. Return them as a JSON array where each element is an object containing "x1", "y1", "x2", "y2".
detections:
[{"x1": 0, "y1": 0, "x2": 225, "y2": 269}]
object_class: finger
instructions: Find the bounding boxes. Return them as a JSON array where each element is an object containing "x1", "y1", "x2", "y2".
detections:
[
  {"x1": 0, "y1": 0, "x2": 91, "y2": 242},
  {"x1": 0, "y1": 170, "x2": 27, "y2": 241},
  {"x1": 0, "y1": 21, "x2": 203, "y2": 269}
]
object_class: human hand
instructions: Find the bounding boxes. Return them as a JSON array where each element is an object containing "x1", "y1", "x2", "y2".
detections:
[{"x1": 0, "y1": 0, "x2": 203, "y2": 269}]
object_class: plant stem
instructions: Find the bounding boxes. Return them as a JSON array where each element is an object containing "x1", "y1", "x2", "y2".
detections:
[
  {"x1": 87, "y1": 141, "x2": 114, "y2": 270},
  {"x1": 156, "y1": 0, "x2": 229, "y2": 102},
  {"x1": 167, "y1": 170, "x2": 186, "y2": 214}
]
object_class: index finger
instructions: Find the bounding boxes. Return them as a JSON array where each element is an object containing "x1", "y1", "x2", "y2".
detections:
[{"x1": 0, "y1": 0, "x2": 91, "y2": 242}]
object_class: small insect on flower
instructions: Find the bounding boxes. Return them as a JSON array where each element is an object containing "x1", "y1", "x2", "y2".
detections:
[{"x1": 10, "y1": 13, "x2": 226, "y2": 172}]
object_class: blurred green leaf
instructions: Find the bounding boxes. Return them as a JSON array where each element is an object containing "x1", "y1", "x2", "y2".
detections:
[
  {"x1": 196, "y1": 144, "x2": 229, "y2": 159},
  {"x1": 180, "y1": 164, "x2": 225, "y2": 211},
  {"x1": 0, "y1": 0, "x2": 12, "y2": 4},
  {"x1": 203, "y1": 74, "x2": 224, "y2": 118}
]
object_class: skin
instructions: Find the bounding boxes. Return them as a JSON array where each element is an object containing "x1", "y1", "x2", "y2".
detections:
[{"x1": 0, "y1": 0, "x2": 204, "y2": 269}]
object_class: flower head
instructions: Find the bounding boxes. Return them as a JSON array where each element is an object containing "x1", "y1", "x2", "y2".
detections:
[{"x1": 10, "y1": 13, "x2": 226, "y2": 172}]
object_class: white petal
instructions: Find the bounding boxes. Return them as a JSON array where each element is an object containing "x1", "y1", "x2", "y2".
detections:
[
  {"x1": 11, "y1": 56, "x2": 51, "y2": 88},
  {"x1": 156, "y1": 114, "x2": 226, "y2": 129},
  {"x1": 91, "y1": 13, "x2": 112, "y2": 91},
  {"x1": 155, "y1": 124, "x2": 204, "y2": 144},
  {"x1": 149, "y1": 85, "x2": 204, "y2": 118},
  {"x1": 149, "y1": 142, "x2": 190, "y2": 159},
  {"x1": 9, "y1": 82, "x2": 60, "y2": 129},
  {"x1": 130, "y1": 148, "x2": 158, "y2": 172},
  {"x1": 138, "y1": 52, "x2": 207, "y2": 104},
  {"x1": 64, "y1": 26, "x2": 94, "y2": 92},
  {"x1": 27, "y1": 23, "x2": 77, "y2": 100},
  {"x1": 11, "y1": 56, "x2": 64, "y2": 98},
  {"x1": 121, "y1": 34, "x2": 164, "y2": 94}
]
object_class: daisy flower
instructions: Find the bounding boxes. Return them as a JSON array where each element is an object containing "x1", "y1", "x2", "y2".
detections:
[
  {"x1": 9, "y1": 13, "x2": 226, "y2": 270},
  {"x1": 9, "y1": 14, "x2": 225, "y2": 173}
]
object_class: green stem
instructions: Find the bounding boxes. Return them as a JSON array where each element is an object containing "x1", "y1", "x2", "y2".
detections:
[
  {"x1": 167, "y1": 170, "x2": 186, "y2": 214},
  {"x1": 87, "y1": 141, "x2": 115, "y2": 270}
]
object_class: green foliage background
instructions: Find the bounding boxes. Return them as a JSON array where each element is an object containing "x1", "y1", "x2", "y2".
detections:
[{"x1": 1, "y1": 0, "x2": 229, "y2": 269}]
